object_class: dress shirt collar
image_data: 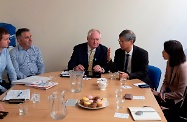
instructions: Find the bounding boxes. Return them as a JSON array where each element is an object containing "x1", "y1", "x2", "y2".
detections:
[
  {"x1": 18, "y1": 45, "x2": 34, "y2": 51},
  {"x1": 87, "y1": 45, "x2": 96, "y2": 52},
  {"x1": 125, "y1": 46, "x2": 133, "y2": 56}
]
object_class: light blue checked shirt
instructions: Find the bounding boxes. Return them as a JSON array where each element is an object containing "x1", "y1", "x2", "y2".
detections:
[
  {"x1": 0, "y1": 48, "x2": 17, "y2": 92},
  {"x1": 10, "y1": 45, "x2": 45, "y2": 79}
]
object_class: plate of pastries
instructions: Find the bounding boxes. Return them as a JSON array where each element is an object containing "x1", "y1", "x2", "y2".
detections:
[{"x1": 77, "y1": 95, "x2": 109, "y2": 109}]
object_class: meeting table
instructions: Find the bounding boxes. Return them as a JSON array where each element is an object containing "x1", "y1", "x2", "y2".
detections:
[{"x1": 0, "y1": 71, "x2": 167, "y2": 122}]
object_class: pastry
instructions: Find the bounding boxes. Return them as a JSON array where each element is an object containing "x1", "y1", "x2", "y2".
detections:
[
  {"x1": 94, "y1": 96, "x2": 100, "y2": 100},
  {"x1": 82, "y1": 97, "x2": 89, "y2": 101},
  {"x1": 97, "y1": 101, "x2": 103, "y2": 107},
  {"x1": 79, "y1": 99, "x2": 84, "y2": 105},
  {"x1": 88, "y1": 100, "x2": 94, "y2": 103},
  {"x1": 84, "y1": 101, "x2": 91, "y2": 107},
  {"x1": 90, "y1": 102, "x2": 97, "y2": 108},
  {"x1": 86, "y1": 95, "x2": 93, "y2": 100}
]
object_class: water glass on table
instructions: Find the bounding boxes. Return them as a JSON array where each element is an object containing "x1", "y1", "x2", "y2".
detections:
[
  {"x1": 109, "y1": 72, "x2": 117, "y2": 80},
  {"x1": 18, "y1": 103, "x2": 28, "y2": 115},
  {"x1": 115, "y1": 89, "x2": 124, "y2": 109},
  {"x1": 31, "y1": 92, "x2": 40, "y2": 103},
  {"x1": 120, "y1": 77, "x2": 127, "y2": 87},
  {"x1": 69, "y1": 70, "x2": 84, "y2": 93}
]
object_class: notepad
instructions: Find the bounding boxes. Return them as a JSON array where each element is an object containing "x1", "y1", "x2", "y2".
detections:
[
  {"x1": 128, "y1": 107, "x2": 161, "y2": 121},
  {"x1": 4, "y1": 89, "x2": 30, "y2": 100}
]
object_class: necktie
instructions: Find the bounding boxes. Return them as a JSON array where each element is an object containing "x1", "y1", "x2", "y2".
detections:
[
  {"x1": 88, "y1": 50, "x2": 95, "y2": 75},
  {"x1": 124, "y1": 54, "x2": 130, "y2": 72}
]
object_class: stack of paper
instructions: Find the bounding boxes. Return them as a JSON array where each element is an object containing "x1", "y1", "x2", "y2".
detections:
[
  {"x1": 12, "y1": 76, "x2": 58, "y2": 90},
  {"x1": 128, "y1": 107, "x2": 161, "y2": 121},
  {"x1": 26, "y1": 81, "x2": 58, "y2": 90},
  {"x1": 12, "y1": 76, "x2": 51, "y2": 84}
]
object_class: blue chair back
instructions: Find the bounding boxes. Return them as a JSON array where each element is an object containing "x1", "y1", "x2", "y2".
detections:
[
  {"x1": 148, "y1": 65, "x2": 161, "y2": 90},
  {"x1": 0, "y1": 23, "x2": 16, "y2": 47}
]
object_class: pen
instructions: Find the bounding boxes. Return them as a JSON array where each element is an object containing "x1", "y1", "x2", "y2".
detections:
[{"x1": 17, "y1": 92, "x2": 22, "y2": 97}]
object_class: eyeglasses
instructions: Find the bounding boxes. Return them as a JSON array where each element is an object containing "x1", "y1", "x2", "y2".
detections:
[
  {"x1": 118, "y1": 39, "x2": 129, "y2": 43},
  {"x1": 118, "y1": 39, "x2": 125, "y2": 43}
]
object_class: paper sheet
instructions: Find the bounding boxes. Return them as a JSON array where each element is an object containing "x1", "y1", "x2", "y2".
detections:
[
  {"x1": 12, "y1": 76, "x2": 50, "y2": 84},
  {"x1": 133, "y1": 83, "x2": 146, "y2": 87},
  {"x1": 114, "y1": 112, "x2": 129, "y2": 118}
]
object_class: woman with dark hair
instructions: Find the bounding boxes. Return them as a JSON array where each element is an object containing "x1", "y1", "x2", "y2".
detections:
[{"x1": 153, "y1": 40, "x2": 187, "y2": 109}]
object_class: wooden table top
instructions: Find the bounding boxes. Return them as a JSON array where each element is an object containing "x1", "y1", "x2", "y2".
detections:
[{"x1": 0, "y1": 71, "x2": 167, "y2": 122}]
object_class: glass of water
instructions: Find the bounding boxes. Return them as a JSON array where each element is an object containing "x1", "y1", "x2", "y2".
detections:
[
  {"x1": 18, "y1": 103, "x2": 28, "y2": 115},
  {"x1": 69, "y1": 70, "x2": 84, "y2": 93},
  {"x1": 109, "y1": 72, "x2": 117, "y2": 80},
  {"x1": 115, "y1": 89, "x2": 124, "y2": 109},
  {"x1": 120, "y1": 77, "x2": 127, "y2": 87},
  {"x1": 31, "y1": 92, "x2": 40, "y2": 103}
]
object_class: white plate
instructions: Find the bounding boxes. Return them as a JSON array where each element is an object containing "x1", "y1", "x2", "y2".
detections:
[{"x1": 77, "y1": 100, "x2": 109, "y2": 110}]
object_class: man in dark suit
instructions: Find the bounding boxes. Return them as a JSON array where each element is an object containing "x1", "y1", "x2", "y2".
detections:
[
  {"x1": 68, "y1": 29, "x2": 108, "y2": 73},
  {"x1": 108, "y1": 29, "x2": 150, "y2": 85}
]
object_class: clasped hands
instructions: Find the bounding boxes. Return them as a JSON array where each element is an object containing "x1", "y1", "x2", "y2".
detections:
[
  {"x1": 118, "y1": 71, "x2": 129, "y2": 79},
  {"x1": 74, "y1": 64, "x2": 104, "y2": 73},
  {"x1": 152, "y1": 89, "x2": 166, "y2": 102}
]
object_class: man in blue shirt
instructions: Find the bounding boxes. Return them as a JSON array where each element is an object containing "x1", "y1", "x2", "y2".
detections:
[
  {"x1": 10, "y1": 28, "x2": 45, "y2": 79},
  {"x1": 0, "y1": 27, "x2": 17, "y2": 94}
]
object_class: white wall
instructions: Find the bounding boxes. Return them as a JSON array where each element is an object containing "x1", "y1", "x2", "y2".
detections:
[{"x1": 1, "y1": 0, "x2": 187, "y2": 90}]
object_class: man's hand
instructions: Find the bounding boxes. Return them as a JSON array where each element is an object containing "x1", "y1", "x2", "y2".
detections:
[
  {"x1": 93, "y1": 65, "x2": 104, "y2": 73},
  {"x1": 119, "y1": 71, "x2": 129, "y2": 79},
  {"x1": 74, "y1": 64, "x2": 85, "y2": 71}
]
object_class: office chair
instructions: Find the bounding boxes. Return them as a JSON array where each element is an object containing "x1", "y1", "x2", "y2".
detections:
[
  {"x1": 148, "y1": 65, "x2": 161, "y2": 90},
  {"x1": 0, "y1": 23, "x2": 16, "y2": 47}
]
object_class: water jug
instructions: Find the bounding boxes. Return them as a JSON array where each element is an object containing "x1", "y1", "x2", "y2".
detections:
[
  {"x1": 69, "y1": 70, "x2": 85, "y2": 93},
  {"x1": 48, "y1": 90, "x2": 67, "y2": 120}
]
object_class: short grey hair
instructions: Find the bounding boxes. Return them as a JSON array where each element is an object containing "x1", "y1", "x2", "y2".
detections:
[
  {"x1": 87, "y1": 29, "x2": 101, "y2": 38},
  {"x1": 119, "y1": 29, "x2": 136, "y2": 43}
]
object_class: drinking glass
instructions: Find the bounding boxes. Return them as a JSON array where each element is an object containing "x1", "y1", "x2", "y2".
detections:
[
  {"x1": 120, "y1": 78, "x2": 127, "y2": 87},
  {"x1": 115, "y1": 89, "x2": 124, "y2": 109},
  {"x1": 31, "y1": 92, "x2": 40, "y2": 103},
  {"x1": 69, "y1": 70, "x2": 84, "y2": 93},
  {"x1": 109, "y1": 72, "x2": 117, "y2": 80},
  {"x1": 18, "y1": 103, "x2": 28, "y2": 115}
]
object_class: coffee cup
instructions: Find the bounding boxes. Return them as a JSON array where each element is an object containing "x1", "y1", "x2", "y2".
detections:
[{"x1": 98, "y1": 82, "x2": 108, "y2": 90}]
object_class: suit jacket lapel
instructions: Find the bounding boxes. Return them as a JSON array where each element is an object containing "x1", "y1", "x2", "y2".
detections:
[{"x1": 83, "y1": 43, "x2": 88, "y2": 68}]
